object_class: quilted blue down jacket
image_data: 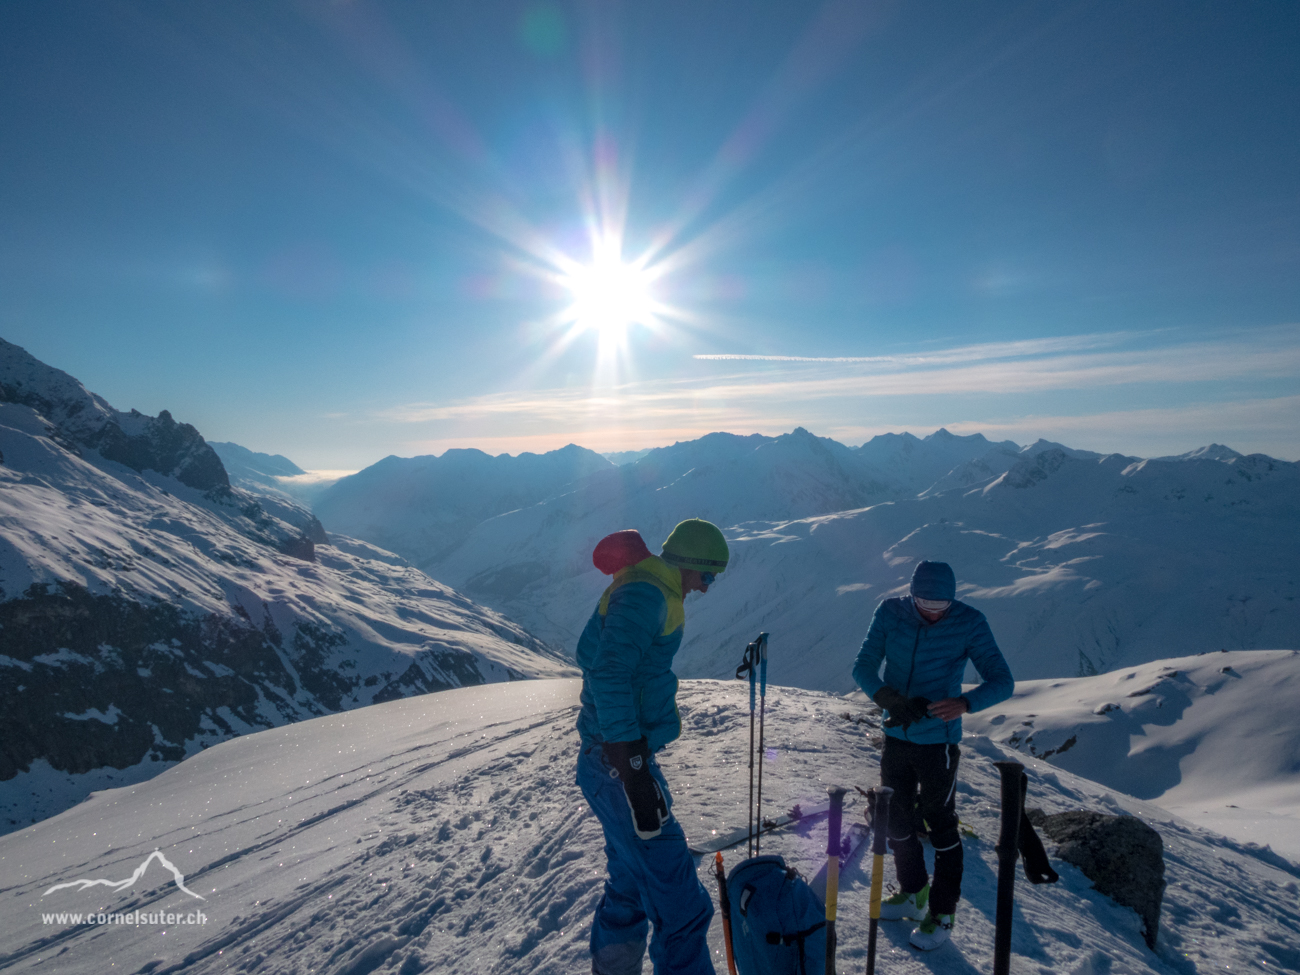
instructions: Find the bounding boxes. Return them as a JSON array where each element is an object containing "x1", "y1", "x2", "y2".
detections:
[
  {"x1": 853, "y1": 596, "x2": 1014, "y2": 744},
  {"x1": 576, "y1": 554, "x2": 686, "y2": 750}
]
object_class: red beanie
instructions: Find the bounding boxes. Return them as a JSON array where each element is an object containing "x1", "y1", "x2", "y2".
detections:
[{"x1": 593, "y1": 530, "x2": 652, "y2": 575}]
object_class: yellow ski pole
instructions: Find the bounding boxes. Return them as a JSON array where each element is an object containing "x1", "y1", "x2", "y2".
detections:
[
  {"x1": 825, "y1": 786, "x2": 847, "y2": 974},
  {"x1": 866, "y1": 786, "x2": 893, "y2": 975}
]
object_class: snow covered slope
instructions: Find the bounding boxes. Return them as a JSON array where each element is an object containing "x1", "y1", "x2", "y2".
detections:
[
  {"x1": 962, "y1": 649, "x2": 1300, "y2": 861},
  {"x1": 2, "y1": 679, "x2": 1297, "y2": 975},
  {"x1": 0, "y1": 340, "x2": 573, "y2": 835},
  {"x1": 425, "y1": 437, "x2": 1298, "y2": 687}
]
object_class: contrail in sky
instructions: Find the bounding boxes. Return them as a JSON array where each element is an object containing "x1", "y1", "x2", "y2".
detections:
[{"x1": 693, "y1": 354, "x2": 886, "y2": 362}]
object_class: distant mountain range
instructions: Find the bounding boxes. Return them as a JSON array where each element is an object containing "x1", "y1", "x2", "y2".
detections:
[
  {"x1": 207, "y1": 440, "x2": 352, "y2": 507},
  {"x1": 313, "y1": 444, "x2": 613, "y2": 564},
  {"x1": 294, "y1": 426, "x2": 1297, "y2": 690},
  {"x1": 0, "y1": 339, "x2": 573, "y2": 834}
]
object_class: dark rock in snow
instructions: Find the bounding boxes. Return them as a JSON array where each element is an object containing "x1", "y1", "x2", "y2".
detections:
[
  {"x1": 278, "y1": 534, "x2": 317, "y2": 562},
  {"x1": 1028, "y1": 808, "x2": 1165, "y2": 948}
]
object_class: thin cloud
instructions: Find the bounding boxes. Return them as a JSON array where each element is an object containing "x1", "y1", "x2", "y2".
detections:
[
  {"x1": 381, "y1": 329, "x2": 1300, "y2": 426},
  {"x1": 692, "y1": 331, "x2": 1132, "y2": 366}
]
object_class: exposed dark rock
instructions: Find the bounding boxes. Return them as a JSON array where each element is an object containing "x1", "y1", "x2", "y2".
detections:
[
  {"x1": 0, "y1": 582, "x2": 495, "y2": 786},
  {"x1": 94, "y1": 409, "x2": 230, "y2": 491},
  {"x1": 1027, "y1": 808, "x2": 1165, "y2": 948},
  {"x1": 278, "y1": 534, "x2": 317, "y2": 562},
  {"x1": 1003, "y1": 448, "x2": 1069, "y2": 488}
]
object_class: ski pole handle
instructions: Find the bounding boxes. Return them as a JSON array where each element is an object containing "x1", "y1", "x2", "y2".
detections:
[
  {"x1": 748, "y1": 644, "x2": 757, "y2": 712},
  {"x1": 757, "y1": 631, "x2": 768, "y2": 697}
]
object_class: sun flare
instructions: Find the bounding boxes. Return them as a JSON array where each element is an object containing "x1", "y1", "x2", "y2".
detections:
[{"x1": 562, "y1": 250, "x2": 655, "y2": 343}]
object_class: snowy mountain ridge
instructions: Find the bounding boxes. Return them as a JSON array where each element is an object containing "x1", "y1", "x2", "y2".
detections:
[
  {"x1": 0, "y1": 340, "x2": 574, "y2": 836},
  {"x1": 408, "y1": 432, "x2": 1297, "y2": 690}
]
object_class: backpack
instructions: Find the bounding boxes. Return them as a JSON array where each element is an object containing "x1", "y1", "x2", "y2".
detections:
[{"x1": 726, "y1": 855, "x2": 827, "y2": 975}]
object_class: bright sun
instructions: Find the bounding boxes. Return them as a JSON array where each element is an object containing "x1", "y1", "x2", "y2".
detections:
[{"x1": 563, "y1": 251, "x2": 655, "y2": 342}]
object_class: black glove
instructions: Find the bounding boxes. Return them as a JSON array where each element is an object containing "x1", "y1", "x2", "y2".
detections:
[
  {"x1": 873, "y1": 688, "x2": 932, "y2": 729},
  {"x1": 602, "y1": 738, "x2": 670, "y2": 840}
]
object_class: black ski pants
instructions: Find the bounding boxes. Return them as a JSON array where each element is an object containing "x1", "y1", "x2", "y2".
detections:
[{"x1": 880, "y1": 736, "x2": 963, "y2": 916}]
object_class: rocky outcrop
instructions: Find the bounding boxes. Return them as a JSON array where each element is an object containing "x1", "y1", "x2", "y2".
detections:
[
  {"x1": 0, "y1": 339, "x2": 229, "y2": 491},
  {"x1": 1028, "y1": 808, "x2": 1165, "y2": 948},
  {"x1": 94, "y1": 408, "x2": 229, "y2": 491}
]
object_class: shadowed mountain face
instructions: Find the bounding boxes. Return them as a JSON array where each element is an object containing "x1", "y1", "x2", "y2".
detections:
[
  {"x1": 0, "y1": 340, "x2": 571, "y2": 834},
  {"x1": 208, "y1": 441, "x2": 305, "y2": 480},
  {"x1": 312, "y1": 443, "x2": 615, "y2": 566}
]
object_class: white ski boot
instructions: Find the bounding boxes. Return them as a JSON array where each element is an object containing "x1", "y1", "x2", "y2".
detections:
[
  {"x1": 878, "y1": 884, "x2": 929, "y2": 921},
  {"x1": 909, "y1": 910, "x2": 955, "y2": 950}
]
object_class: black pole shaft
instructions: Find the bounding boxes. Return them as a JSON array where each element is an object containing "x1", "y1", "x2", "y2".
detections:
[
  {"x1": 746, "y1": 647, "x2": 756, "y2": 858},
  {"x1": 755, "y1": 633, "x2": 768, "y2": 855},
  {"x1": 993, "y1": 762, "x2": 1025, "y2": 975}
]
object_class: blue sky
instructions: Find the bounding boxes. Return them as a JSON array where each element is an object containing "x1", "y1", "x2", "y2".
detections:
[{"x1": 3, "y1": 1, "x2": 1298, "y2": 468}]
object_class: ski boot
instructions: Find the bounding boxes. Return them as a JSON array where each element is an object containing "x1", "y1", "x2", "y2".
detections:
[
  {"x1": 878, "y1": 884, "x2": 929, "y2": 921},
  {"x1": 909, "y1": 910, "x2": 955, "y2": 950}
]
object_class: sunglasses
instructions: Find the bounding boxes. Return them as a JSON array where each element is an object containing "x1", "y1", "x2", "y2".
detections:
[
  {"x1": 700, "y1": 572, "x2": 717, "y2": 586},
  {"x1": 915, "y1": 597, "x2": 951, "y2": 612}
]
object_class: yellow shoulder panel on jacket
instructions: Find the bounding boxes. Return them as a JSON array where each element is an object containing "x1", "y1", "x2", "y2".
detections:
[{"x1": 597, "y1": 555, "x2": 685, "y2": 635}]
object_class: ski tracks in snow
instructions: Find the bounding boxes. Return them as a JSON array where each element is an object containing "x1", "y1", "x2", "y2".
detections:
[{"x1": 3, "y1": 681, "x2": 1300, "y2": 975}]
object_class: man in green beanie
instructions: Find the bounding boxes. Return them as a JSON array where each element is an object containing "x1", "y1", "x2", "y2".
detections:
[{"x1": 576, "y1": 519, "x2": 729, "y2": 975}]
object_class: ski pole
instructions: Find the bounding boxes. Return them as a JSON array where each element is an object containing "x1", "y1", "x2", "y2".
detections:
[
  {"x1": 825, "y1": 785, "x2": 847, "y2": 975},
  {"x1": 746, "y1": 638, "x2": 757, "y2": 857},
  {"x1": 754, "y1": 632, "x2": 769, "y2": 855},
  {"x1": 993, "y1": 761, "x2": 1025, "y2": 975},
  {"x1": 714, "y1": 852, "x2": 738, "y2": 975},
  {"x1": 865, "y1": 785, "x2": 893, "y2": 975}
]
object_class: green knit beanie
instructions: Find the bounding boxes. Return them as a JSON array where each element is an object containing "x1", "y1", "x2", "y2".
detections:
[{"x1": 661, "y1": 519, "x2": 729, "y2": 572}]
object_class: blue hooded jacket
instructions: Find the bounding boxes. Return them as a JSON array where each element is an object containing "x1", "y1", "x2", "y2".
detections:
[
  {"x1": 576, "y1": 555, "x2": 686, "y2": 749},
  {"x1": 852, "y1": 596, "x2": 1014, "y2": 744}
]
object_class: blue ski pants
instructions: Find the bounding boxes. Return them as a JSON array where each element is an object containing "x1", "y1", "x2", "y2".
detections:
[{"x1": 577, "y1": 744, "x2": 716, "y2": 975}]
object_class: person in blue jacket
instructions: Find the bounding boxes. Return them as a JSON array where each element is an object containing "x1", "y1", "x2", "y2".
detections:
[
  {"x1": 852, "y1": 560, "x2": 1014, "y2": 951},
  {"x1": 576, "y1": 519, "x2": 729, "y2": 975}
]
